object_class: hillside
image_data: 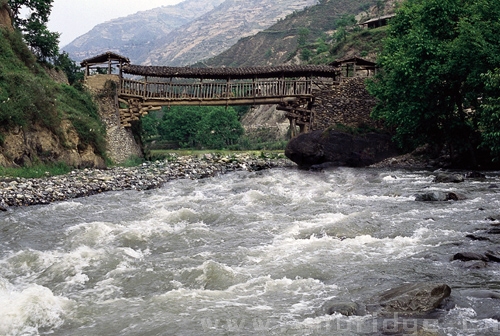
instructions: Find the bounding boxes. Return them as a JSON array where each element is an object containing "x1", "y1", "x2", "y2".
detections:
[
  {"x1": 64, "y1": 0, "x2": 319, "y2": 66},
  {"x1": 144, "y1": 0, "x2": 319, "y2": 66},
  {"x1": 203, "y1": 0, "x2": 388, "y2": 67},
  {"x1": 0, "y1": 4, "x2": 107, "y2": 168},
  {"x1": 63, "y1": 0, "x2": 224, "y2": 63}
]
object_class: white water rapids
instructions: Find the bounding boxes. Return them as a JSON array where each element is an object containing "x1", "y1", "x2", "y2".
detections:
[{"x1": 1, "y1": 167, "x2": 500, "y2": 335}]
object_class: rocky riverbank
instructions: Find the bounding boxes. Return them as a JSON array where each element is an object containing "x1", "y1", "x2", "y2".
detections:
[{"x1": 0, "y1": 153, "x2": 294, "y2": 210}]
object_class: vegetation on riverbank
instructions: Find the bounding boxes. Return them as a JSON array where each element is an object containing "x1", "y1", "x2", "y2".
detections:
[
  {"x1": 141, "y1": 106, "x2": 288, "y2": 152},
  {"x1": 367, "y1": 0, "x2": 500, "y2": 168},
  {"x1": 0, "y1": 1, "x2": 107, "y2": 161},
  {"x1": 0, "y1": 162, "x2": 71, "y2": 179}
]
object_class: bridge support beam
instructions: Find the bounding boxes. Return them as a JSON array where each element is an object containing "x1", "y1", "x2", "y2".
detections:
[{"x1": 277, "y1": 100, "x2": 314, "y2": 137}]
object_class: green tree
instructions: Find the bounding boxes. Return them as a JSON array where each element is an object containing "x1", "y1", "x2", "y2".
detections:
[
  {"x1": 140, "y1": 114, "x2": 160, "y2": 140},
  {"x1": 300, "y1": 48, "x2": 312, "y2": 61},
  {"x1": 479, "y1": 69, "x2": 500, "y2": 160},
  {"x1": 54, "y1": 51, "x2": 84, "y2": 86},
  {"x1": 195, "y1": 107, "x2": 243, "y2": 149},
  {"x1": 158, "y1": 106, "x2": 203, "y2": 148},
  {"x1": 332, "y1": 14, "x2": 356, "y2": 43},
  {"x1": 157, "y1": 106, "x2": 244, "y2": 149},
  {"x1": 334, "y1": 14, "x2": 356, "y2": 30},
  {"x1": 8, "y1": 0, "x2": 59, "y2": 62},
  {"x1": 315, "y1": 37, "x2": 329, "y2": 55},
  {"x1": 368, "y1": 0, "x2": 500, "y2": 165},
  {"x1": 297, "y1": 27, "x2": 310, "y2": 47}
]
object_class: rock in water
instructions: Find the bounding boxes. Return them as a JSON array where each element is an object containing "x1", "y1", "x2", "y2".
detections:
[
  {"x1": 452, "y1": 252, "x2": 488, "y2": 262},
  {"x1": 415, "y1": 192, "x2": 466, "y2": 202},
  {"x1": 433, "y1": 173, "x2": 465, "y2": 183},
  {"x1": 373, "y1": 282, "x2": 451, "y2": 316},
  {"x1": 285, "y1": 129, "x2": 398, "y2": 168},
  {"x1": 415, "y1": 192, "x2": 449, "y2": 202},
  {"x1": 325, "y1": 302, "x2": 363, "y2": 316}
]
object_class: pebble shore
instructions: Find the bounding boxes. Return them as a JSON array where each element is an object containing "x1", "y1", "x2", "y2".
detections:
[{"x1": 0, "y1": 153, "x2": 295, "y2": 210}]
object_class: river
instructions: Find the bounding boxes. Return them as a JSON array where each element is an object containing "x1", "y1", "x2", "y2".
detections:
[{"x1": 1, "y1": 167, "x2": 500, "y2": 335}]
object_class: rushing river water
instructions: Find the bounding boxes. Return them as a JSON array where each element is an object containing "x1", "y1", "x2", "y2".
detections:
[{"x1": 1, "y1": 167, "x2": 500, "y2": 335}]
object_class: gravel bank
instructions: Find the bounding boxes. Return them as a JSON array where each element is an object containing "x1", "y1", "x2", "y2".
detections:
[{"x1": 0, "y1": 153, "x2": 295, "y2": 210}]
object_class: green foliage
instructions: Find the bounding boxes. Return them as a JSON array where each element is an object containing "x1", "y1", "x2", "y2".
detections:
[
  {"x1": 297, "y1": 27, "x2": 310, "y2": 47},
  {"x1": 367, "y1": 0, "x2": 500, "y2": 165},
  {"x1": 0, "y1": 7, "x2": 106, "y2": 166},
  {"x1": 232, "y1": 105, "x2": 251, "y2": 120},
  {"x1": 141, "y1": 114, "x2": 160, "y2": 140},
  {"x1": 300, "y1": 48, "x2": 312, "y2": 61},
  {"x1": 8, "y1": 0, "x2": 60, "y2": 62},
  {"x1": 327, "y1": 25, "x2": 387, "y2": 64},
  {"x1": 0, "y1": 72, "x2": 60, "y2": 128},
  {"x1": 2, "y1": 28, "x2": 38, "y2": 71},
  {"x1": 479, "y1": 69, "x2": 500, "y2": 160},
  {"x1": 315, "y1": 38, "x2": 329, "y2": 54},
  {"x1": 333, "y1": 14, "x2": 357, "y2": 30},
  {"x1": 195, "y1": 107, "x2": 243, "y2": 149},
  {"x1": 0, "y1": 161, "x2": 71, "y2": 178},
  {"x1": 22, "y1": 17, "x2": 59, "y2": 61},
  {"x1": 231, "y1": 137, "x2": 287, "y2": 151},
  {"x1": 54, "y1": 51, "x2": 84, "y2": 86},
  {"x1": 0, "y1": 30, "x2": 61, "y2": 133},
  {"x1": 159, "y1": 106, "x2": 204, "y2": 148},
  {"x1": 151, "y1": 106, "x2": 245, "y2": 150},
  {"x1": 118, "y1": 155, "x2": 145, "y2": 167},
  {"x1": 56, "y1": 85, "x2": 107, "y2": 156}
]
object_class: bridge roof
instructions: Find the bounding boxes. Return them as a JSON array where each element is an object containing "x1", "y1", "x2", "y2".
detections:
[
  {"x1": 81, "y1": 52, "x2": 130, "y2": 66},
  {"x1": 329, "y1": 57, "x2": 376, "y2": 67},
  {"x1": 121, "y1": 64, "x2": 339, "y2": 80}
]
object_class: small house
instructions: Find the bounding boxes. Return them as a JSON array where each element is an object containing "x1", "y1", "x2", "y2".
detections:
[
  {"x1": 81, "y1": 52, "x2": 130, "y2": 77},
  {"x1": 330, "y1": 57, "x2": 377, "y2": 79}
]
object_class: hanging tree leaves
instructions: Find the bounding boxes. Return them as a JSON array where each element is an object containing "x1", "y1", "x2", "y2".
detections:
[{"x1": 8, "y1": 0, "x2": 59, "y2": 61}]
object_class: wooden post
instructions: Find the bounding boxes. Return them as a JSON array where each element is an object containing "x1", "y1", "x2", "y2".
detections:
[{"x1": 289, "y1": 118, "x2": 297, "y2": 138}]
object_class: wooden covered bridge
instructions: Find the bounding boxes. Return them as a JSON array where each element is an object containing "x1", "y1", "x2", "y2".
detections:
[{"x1": 82, "y1": 52, "x2": 340, "y2": 135}]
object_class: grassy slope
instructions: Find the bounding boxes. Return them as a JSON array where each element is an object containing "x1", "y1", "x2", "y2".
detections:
[{"x1": 0, "y1": 28, "x2": 106, "y2": 157}]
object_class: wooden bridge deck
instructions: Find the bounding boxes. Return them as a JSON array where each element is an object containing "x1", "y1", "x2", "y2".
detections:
[
  {"x1": 119, "y1": 78, "x2": 313, "y2": 106},
  {"x1": 92, "y1": 61, "x2": 340, "y2": 133}
]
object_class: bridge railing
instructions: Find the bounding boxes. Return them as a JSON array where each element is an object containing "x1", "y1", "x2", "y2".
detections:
[{"x1": 120, "y1": 78, "x2": 312, "y2": 100}]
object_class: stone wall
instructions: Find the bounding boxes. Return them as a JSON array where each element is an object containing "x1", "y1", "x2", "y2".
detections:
[
  {"x1": 312, "y1": 77, "x2": 380, "y2": 131},
  {"x1": 84, "y1": 75, "x2": 143, "y2": 164}
]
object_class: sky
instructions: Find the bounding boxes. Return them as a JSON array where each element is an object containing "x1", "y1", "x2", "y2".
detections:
[{"x1": 47, "y1": 0, "x2": 184, "y2": 47}]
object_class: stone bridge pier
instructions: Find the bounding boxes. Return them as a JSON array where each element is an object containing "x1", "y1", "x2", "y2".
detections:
[{"x1": 84, "y1": 75, "x2": 143, "y2": 164}]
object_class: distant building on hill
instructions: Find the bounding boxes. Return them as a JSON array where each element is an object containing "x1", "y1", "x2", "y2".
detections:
[
  {"x1": 359, "y1": 14, "x2": 395, "y2": 29},
  {"x1": 330, "y1": 57, "x2": 377, "y2": 79}
]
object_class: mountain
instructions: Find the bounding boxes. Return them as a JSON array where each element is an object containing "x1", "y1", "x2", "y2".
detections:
[
  {"x1": 64, "y1": 0, "x2": 319, "y2": 66},
  {"x1": 144, "y1": 0, "x2": 319, "y2": 66},
  {"x1": 203, "y1": 0, "x2": 380, "y2": 67},
  {"x1": 63, "y1": 0, "x2": 224, "y2": 62}
]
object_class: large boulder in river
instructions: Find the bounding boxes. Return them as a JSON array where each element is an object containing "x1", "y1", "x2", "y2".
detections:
[
  {"x1": 285, "y1": 129, "x2": 398, "y2": 168},
  {"x1": 370, "y1": 282, "x2": 451, "y2": 317}
]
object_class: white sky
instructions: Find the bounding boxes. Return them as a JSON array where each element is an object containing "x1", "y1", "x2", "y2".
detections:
[{"x1": 47, "y1": 0, "x2": 184, "y2": 47}]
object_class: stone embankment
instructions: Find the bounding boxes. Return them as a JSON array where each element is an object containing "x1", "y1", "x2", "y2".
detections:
[
  {"x1": 312, "y1": 77, "x2": 380, "y2": 131},
  {"x1": 0, "y1": 153, "x2": 294, "y2": 209}
]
